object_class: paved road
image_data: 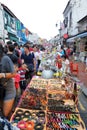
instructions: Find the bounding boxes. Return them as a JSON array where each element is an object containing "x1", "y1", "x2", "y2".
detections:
[{"x1": 78, "y1": 90, "x2": 87, "y2": 129}]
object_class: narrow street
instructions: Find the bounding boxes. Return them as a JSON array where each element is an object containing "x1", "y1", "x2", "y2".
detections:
[{"x1": 0, "y1": 0, "x2": 87, "y2": 129}]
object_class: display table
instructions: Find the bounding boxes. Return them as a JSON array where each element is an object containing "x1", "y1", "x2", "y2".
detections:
[{"x1": 10, "y1": 76, "x2": 86, "y2": 130}]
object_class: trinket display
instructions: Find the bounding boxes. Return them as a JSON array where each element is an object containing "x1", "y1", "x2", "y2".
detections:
[
  {"x1": 30, "y1": 78, "x2": 48, "y2": 85},
  {"x1": 48, "y1": 83, "x2": 66, "y2": 91},
  {"x1": 10, "y1": 77, "x2": 86, "y2": 130},
  {"x1": 18, "y1": 88, "x2": 47, "y2": 110},
  {"x1": 48, "y1": 79, "x2": 62, "y2": 84},
  {"x1": 29, "y1": 83, "x2": 47, "y2": 89},
  {"x1": 48, "y1": 99, "x2": 75, "y2": 112},
  {"x1": 48, "y1": 90, "x2": 72, "y2": 100},
  {"x1": 47, "y1": 112, "x2": 85, "y2": 130},
  {"x1": 10, "y1": 108, "x2": 46, "y2": 130}
]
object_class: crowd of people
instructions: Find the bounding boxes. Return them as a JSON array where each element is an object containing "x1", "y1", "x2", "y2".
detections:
[
  {"x1": 0, "y1": 40, "x2": 86, "y2": 119},
  {"x1": 0, "y1": 41, "x2": 45, "y2": 118}
]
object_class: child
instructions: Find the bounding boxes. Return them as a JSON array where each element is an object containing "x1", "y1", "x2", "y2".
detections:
[
  {"x1": 18, "y1": 63, "x2": 28, "y2": 94},
  {"x1": 14, "y1": 64, "x2": 20, "y2": 97},
  {"x1": 61, "y1": 55, "x2": 70, "y2": 74},
  {"x1": 55, "y1": 55, "x2": 62, "y2": 70}
]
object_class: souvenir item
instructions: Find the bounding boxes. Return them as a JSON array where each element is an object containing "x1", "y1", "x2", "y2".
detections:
[
  {"x1": 18, "y1": 88, "x2": 47, "y2": 110},
  {"x1": 47, "y1": 112, "x2": 85, "y2": 130},
  {"x1": 11, "y1": 108, "x2": 46, "y2": 130}
]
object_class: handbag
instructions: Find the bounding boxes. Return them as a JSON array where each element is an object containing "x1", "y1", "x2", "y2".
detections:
[{"x1": 0, "y1": 84, "x2": 6, "y2": 100}]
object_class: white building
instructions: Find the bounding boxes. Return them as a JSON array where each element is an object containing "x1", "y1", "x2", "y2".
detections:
[
  {"x1": 28, "y1": 33, "x2": 40, "y2": 44},
  {"x1": 60, "y1": 0, "x2": 87, "y2": 43},
  {"x1": 68, "y1": 0, "x2": 87, "y2": 36},
  {"x1": 0, "y1": 3, "x2": 4, "y2": 42}
]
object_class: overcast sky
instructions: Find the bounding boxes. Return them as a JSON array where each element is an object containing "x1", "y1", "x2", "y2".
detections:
[{"x1": 0, "y1": 0, "x2": 68, "y2": 40}]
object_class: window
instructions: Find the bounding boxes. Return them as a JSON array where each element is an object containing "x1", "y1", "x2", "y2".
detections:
[
  {"x1": 10, "y1": 17, "x2": 16, "y2": 29},
  {"x1": 4, "y1": 12, "x2": 8, "y2": 25},
  {"x1": 64, "y1": 17, "x2": 68, "y2": 28},
  {"x1": 69, "y1": 12, "x2": 72, "y2": 27}
]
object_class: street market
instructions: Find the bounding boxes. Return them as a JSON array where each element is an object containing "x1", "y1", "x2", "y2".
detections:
[
  {"x1": 9, "y1": 50, "x2": 86, "y2": 130},
  {"x1": 0, "y1": 0, "x2": 87, "y2": 130}
]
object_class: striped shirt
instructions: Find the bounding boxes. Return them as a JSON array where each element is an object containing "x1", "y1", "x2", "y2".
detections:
[{"x1": 18, "y1": 67, "x2": 26, "y2": 81}]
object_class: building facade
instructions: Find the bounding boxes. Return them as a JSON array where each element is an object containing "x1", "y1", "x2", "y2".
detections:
[
  {"x1": 59, "y1": 0, "x2": 87, "y2": 40},
  {"x1": 0, "y1": 2, "x2": 32, "y2": 44},
  {"x1": 0, "y1": 3, "x2": 5, "y2": 43},
  {"x1": 59, "y1": 0, "x2": 87, "y2": 57}
]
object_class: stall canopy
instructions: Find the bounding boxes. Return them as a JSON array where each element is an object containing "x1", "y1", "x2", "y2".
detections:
[{"x1": 66, "y1": 31, "x2": 87, "y2": 42}]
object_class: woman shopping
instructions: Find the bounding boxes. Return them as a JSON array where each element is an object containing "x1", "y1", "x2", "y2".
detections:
[{"x1": 0, "y1": 43, "x2": 16, "y2": 118}]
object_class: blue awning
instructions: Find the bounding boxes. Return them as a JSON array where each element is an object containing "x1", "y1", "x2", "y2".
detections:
[
  {"x1": 67, "y1": 32, "x2": 87, "y2": 42},
  {"x1": 66, "y1": 37, "x2": 75, "y2": 42},
  {"x1": 76, "y1": 32, "x2": 87, "y2": 38}
]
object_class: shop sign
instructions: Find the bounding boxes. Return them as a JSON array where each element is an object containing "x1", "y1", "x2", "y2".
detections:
[
  {"x1": 7, "y1": 26, "x2": 17, "y2": 35},
  {"x1": 17, "y1": 31, "x2": 21, "y2": 37},
  {"x1": 10, "y1": 17, "x2": 16, "y2": 30},
  {"x1": 9, "y1": 36, "x2": 18, "y2": 42},
  {"x1": 16, "y1": 20, "x2": 21, "y2": 30},
  {"x1": 4, "y1": 12, "x2": 8, "y2": 25}
]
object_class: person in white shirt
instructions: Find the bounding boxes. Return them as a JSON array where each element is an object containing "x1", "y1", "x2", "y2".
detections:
[
  {"x1": 33, "y1": 45, "x2": 40, "y2": 72},
  {"x1": 61, "y1": 55, "x2": 70, "y2": 73}
]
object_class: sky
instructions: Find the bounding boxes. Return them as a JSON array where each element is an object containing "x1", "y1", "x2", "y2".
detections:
[{"x1": 0, "y1": 0, "x2": 68, "y2": 40}]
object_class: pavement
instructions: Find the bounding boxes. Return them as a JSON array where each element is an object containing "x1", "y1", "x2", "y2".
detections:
[
  {"x1": 80, "y1": 85, "x2": 87, "y2": 97},
  {"x1": 77, "y1": 62, "x2": 87, "y2": 97},
  {"x1": 72, "y1": 61, "x2": 87, "y2": 96}
]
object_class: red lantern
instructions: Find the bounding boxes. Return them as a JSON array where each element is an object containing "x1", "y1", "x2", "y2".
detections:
[{"x1": 63, "y1": 34, "x2": 68, "y2": 39}]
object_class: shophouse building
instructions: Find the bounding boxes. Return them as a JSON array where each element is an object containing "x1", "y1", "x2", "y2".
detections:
[{"x1": 59, "y1": 0, "x2": 87, "y2": 61}]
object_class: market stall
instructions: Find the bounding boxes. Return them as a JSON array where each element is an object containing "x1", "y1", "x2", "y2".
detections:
[{"x1": 10, "y1": 76, "x2": 86, "y2": 130}]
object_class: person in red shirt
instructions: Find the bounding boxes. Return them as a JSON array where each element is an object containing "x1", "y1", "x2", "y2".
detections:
[
  {"x1": 66, "y1": 46, "x2": 71, "y2": 58},
  {"x1": 14, "y1": 64, "x2": 20, "y2": 98},
  {"x1": 18, "y1": 63, "x2": 28, "y2": 94},
  {"x1": 55, "y1": 55, "x2": 62, "y2": 69}
]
